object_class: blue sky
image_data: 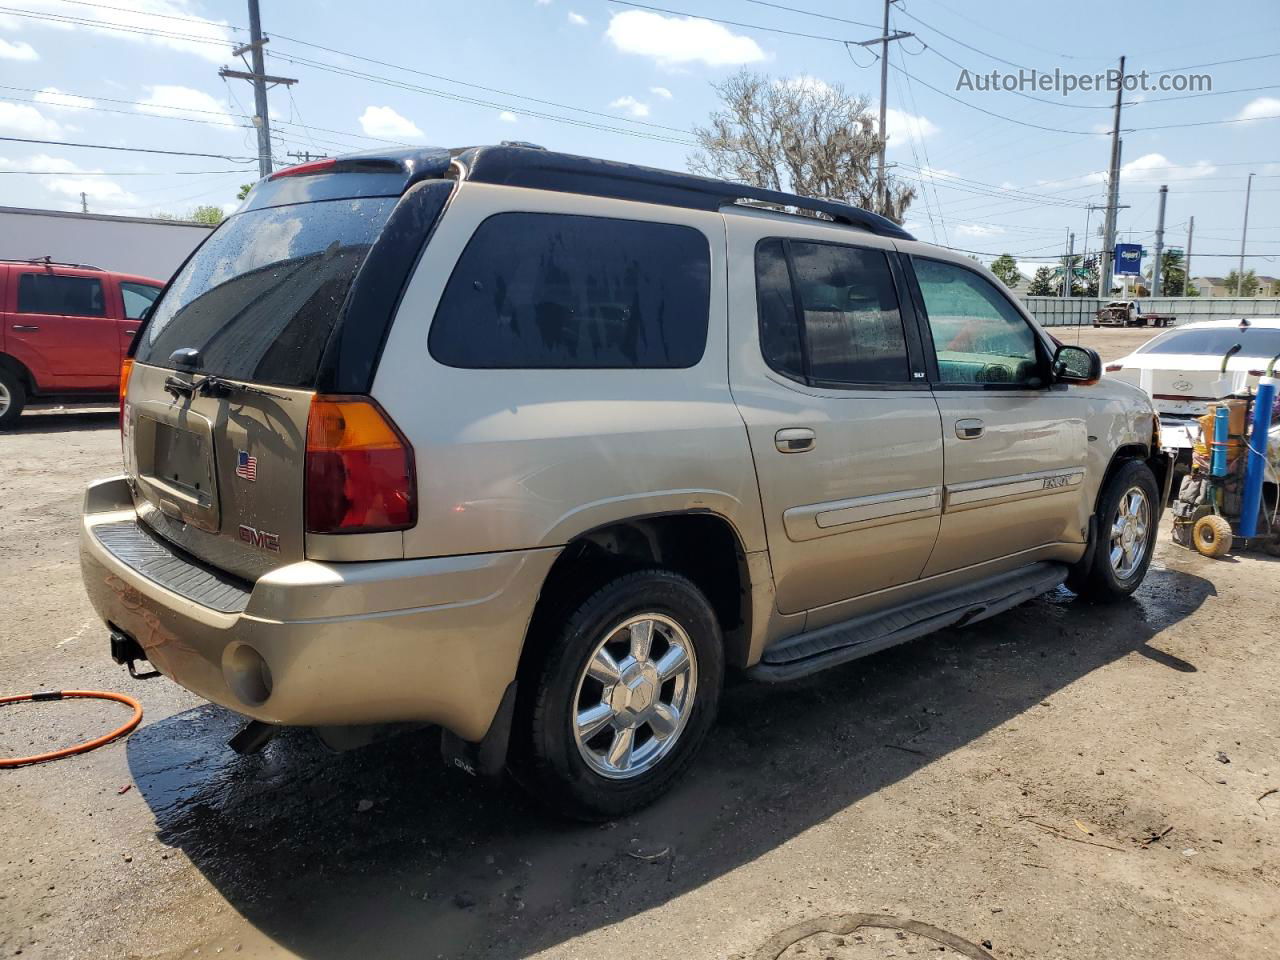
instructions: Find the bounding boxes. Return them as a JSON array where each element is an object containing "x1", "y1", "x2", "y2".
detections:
[{"x1": 1, "y1": 0, "x2": 1277, "y2": 278}]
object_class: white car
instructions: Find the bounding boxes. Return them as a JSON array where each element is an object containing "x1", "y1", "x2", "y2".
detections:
[{"x1": 1107, "y1": 317, "x2": 1280, "y2": 461}]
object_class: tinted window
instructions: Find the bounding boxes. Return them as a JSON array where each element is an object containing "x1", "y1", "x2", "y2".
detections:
[
  {"x1": 755, "y1": 239, "x2": 804, "y2": 381},
  {"x1": 120, "y1": 282, "x2": 161, "y2": 320},
  {"x1": 789, "y1": 242, "x2": 909, "y2": 383},
  {"x1": 429, "y1": 213, "x2": 709, "y2": 369},
  {"x1": 754, "y1": 239, "x2": 910, "y2": 385},
  {"x1": 136, "y1": 196, "x2": 396, "y2": 387},
  {"x1": 1135, "y1": 326, "x2": 1280, "y2": 358},
  {"x1": 913, "y1": 258, "x2": 1039, "y2": 385},
  {"x1": 17, "y1": 273, "x2": 105, "y2": 316}
]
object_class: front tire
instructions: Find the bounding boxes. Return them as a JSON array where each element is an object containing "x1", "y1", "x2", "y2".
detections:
[
  {"x1": 515, "y1": 569, "x2": 724, "y2": 820},
  {"x1": 1068, "y1": 460, "x2": 1159, "y2": 601},
  {"x1": 0, "y1": 366, "x2": 26, "y2": 429}
]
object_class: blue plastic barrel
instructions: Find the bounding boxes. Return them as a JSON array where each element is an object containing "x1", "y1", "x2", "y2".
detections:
[{"x1": 1239, "y1": 377, "x2": 1276, "y2": 538}]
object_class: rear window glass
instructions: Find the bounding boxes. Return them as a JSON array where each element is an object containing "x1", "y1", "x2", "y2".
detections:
[
  {"x1": 136, "y1": 197, "x2": 395, "y2": 387},
  {"x1": 429, "y1": 212, "x2": 710, "y2": 369},
  {"x1": 1135, "y1": 326, "x2": 1280, "y2": 358},
  {"x1": 18, "y1": 273, "x2": 105, "y2": 316}
]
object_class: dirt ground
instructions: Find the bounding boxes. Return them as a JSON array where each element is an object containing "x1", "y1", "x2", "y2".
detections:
[{"x1": 2, "y1": 327, "x2": 1277, "y2": 960}]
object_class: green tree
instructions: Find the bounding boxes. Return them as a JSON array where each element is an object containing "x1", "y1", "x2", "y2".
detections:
[
  {"x1": 1027, "y1": 266, "x2": 1056, "y2": 296},
  {"x1": 1224, "y1": 269, "x2": 1259, "y2": 296},
  {"x1": 1082, "y1": 255, "x2": 1100, "y2": 298},
  {"x1": 1056, "y1": 255, "x2": 1086, "y2": 296},
  {"x1": 237, "y1": 183, "x2": 254, "y2": 201},
  {"x1": 1186, "y1": 279, "x2": 1200, "y2": 297},
  {"x1": 1143, "y1": 250, "x2": 1187, "y2": 296},
  {"x1": 989, "y1": 253, "x2": 1020, "y2": 288},
  {"x1": 691, "y1": 69, "x2": 915, "y2": 223},
  {"x1": 188, "y1": 205, "x2": 225, "y2": 225}
]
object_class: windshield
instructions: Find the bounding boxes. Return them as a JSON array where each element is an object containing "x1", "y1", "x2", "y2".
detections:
[
  {"x1": 1135, "y1": 326, "x2": 1280, "y2": 359},
  {"x1": 136, "y1": 196, "x2": 396, "y2": 387}
]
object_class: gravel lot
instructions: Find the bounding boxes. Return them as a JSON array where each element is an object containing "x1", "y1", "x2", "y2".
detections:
[{"x1": 2, "y1": 328, "x2": 1277, "y2": 960}]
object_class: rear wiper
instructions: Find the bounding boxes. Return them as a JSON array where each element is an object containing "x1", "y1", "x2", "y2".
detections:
[{"x1": 163, "y1": 373, "x2": 284, "y2": 401}]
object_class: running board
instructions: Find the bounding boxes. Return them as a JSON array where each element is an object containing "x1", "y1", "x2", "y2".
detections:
[{"x1": 748, "y1": 562, "x2": 1069, "y2": 683}]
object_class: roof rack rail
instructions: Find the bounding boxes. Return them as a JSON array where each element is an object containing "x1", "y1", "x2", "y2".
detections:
[
  {"x1": 1, "y1": 256, "x2": 105, "y2": 271},
  {"x1": 452, "y1": 145, "x2": 913, "y2": 241}
]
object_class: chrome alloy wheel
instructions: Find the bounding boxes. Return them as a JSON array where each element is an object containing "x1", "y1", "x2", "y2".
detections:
[
  {"x1": 1110, "y1": 485, "x2": 1151, "y2": 579},
  {"x1": 0, "y1": 379, "x2": 10, "y2": 418},
  {"x1": 571, "y1": 613, "x2": 698, "y2": 780}
]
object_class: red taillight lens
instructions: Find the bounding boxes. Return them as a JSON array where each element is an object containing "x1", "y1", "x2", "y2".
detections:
[
  {"x1": 305, "y1": 396, "x2": 416, "y2": 534},
  {"x1": 119, "y1": 357, "x2": 133, "y2": 431},
  {"x1": 1105, "y1": 363, "x2": 1124, "y2": 373}
]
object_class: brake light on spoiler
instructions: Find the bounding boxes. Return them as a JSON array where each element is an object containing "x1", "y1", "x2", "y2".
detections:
[
  {"x1": 305, "y1": 396, "x2": 416, "y2": 534},
  {"x1": 268, "y1": 157, "x2": 337, "y2": 180}
]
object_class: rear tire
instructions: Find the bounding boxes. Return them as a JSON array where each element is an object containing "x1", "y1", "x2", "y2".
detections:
[
  {"x1": 0, "y1": 366, "x2": 26, "y2": 429},
  {"x1": 1192, "y1": 514, "x2": 1232, "y2": 559},
  {"x1": 513, "y1": 569, "x2": 723, "y2": 821},
  {"x1": 1068, "y1": 460, "x2": 1159, "y2": 601}
]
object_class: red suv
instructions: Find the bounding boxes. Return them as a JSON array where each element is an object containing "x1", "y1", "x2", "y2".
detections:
[{"x1": 0, "y1": 259, "x2": 164, "y2": 428}]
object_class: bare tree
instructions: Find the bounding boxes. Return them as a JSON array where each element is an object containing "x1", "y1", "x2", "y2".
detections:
[{"x1": 690, "y1": 70, "x2": 915, "y2": 224}]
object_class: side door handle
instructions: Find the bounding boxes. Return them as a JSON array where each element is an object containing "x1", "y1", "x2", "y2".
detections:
[
  {"x1": 955, "y1": 419, "x2": 985, "y2": 440},
  {"x1": 11, "y1": 324, "x2": 40, "y2": 332},
  {"x1": 775, "y1": 427, "x2": 816, "y2": 453}
]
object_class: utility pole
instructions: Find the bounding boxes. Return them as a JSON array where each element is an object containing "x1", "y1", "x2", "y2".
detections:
[
  {"x1": 287, "y1": 150, "x2": 329, "y2": 164},
  {"x1": 79, "y1": 191, "x2": 87, "y2": 214},
  {"x1": 1151, "y1": 184, "x2": 1167, "y2": 297},
  {"x1": 1061, "y1": 229, "x2": 1074, "y2": 299},
  {"x1": 1238, "y1": 172, "x2": 1255, "y2": 294},
  {"x1": 854, "y1": 0, "x2": 912, "y2": 217},
  {"x1": 1098, "y1": 56, "x2": 1126, "y2": 302},
  {"x1": 1183, "y1": 216, "x2": 1194, "y2": 296},
  {"x1": 219, "y1": 0, "x2": 297, "y2": 179}
]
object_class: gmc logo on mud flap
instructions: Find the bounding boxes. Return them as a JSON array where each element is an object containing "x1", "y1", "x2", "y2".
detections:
[{"x1": 238, "y1": 524, "x2": 281, "y2": 553}]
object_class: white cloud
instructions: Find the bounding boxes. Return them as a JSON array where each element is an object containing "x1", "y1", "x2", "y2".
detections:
[
  {"x1": 609, "y1": 95, "x2": 651, "y2": 118},
  {"x1": 15, "y1": 0, "x2": 233, "y2": 63},
  {"x1": 606, "y1": 11, "x2": 766, "y2": 67},
  {"x1": 358, "y1": 105, "x2": 422, "y2": 139},
  {"x1": 498, "y1": 110, "x2": 518, "y2": 124},
  {"x1": 650, "y1": 86, "x2": 673, "y2": 100},
  {"x1": 535, "y1": 0, "x2": 551, "y2": 5},
  {"x1": 0, "y1": 36, "x2": 37, "y2": 60},
  {"x1": 136, "y1": 85, "x2": 234, "y2": 128},
  {"x1": 781, "y1": 74, "x2": 833, "y2": 97},
  {"x1": 955, "y1": 223, "x2": 1005, "y2": 239},
  {"x1": 1236, "y1": 96, "x2": 1280, "y2": 123},
  {"x1": 884, "y1": 107, "x2": 938, "y2": 144},
  {"x1": 568, "y1": 11, "x2": 588, "y2": 25},
  {"x1": 1082, "y1": 152, "x2": 1217, "y2": 185},
  {"x1": 34, "y1": 87, "x2": 95, "y2": 112},
  {"x1": 0, "y1": 103, "x2": 61, "y2": 137},
  {"x1": 0, "y1": 153, "x2": 142, "y2": 213}
]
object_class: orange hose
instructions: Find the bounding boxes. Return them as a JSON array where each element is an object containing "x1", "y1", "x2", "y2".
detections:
[{"x1": 0, "y1": 690, "x2": 143, "y2": 768}]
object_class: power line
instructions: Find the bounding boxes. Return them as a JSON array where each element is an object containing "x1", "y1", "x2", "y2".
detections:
[
  {"x1": 0, "y1": 136, "x2": 260, "y2": 162},
  {"x1": 44, "y1": 0, "x2": 241, "y2": 29},
  {"x1": 604, "y1": 0, "x2": 857, "y2": 42},
  {"x1": 737, "y1": 0, "x2": 878, "y2": 29}
]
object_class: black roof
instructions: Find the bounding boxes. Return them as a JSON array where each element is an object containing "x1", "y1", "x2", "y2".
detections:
[
  {"x1": 453, "y1": 145, "x2": 913, "y2": 240},
  {"x1": 251, "y1": 144, "x2": 914, "y2": 240}
]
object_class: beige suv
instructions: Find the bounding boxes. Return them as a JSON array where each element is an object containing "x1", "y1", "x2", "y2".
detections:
[{"x1": 80, "y1": 145, "x2": 1169, "y2": 818}]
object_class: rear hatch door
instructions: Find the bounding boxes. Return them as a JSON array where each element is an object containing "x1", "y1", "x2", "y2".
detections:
[{"x1": 125, "y1": 192, "x2": 404, "y2": 580}]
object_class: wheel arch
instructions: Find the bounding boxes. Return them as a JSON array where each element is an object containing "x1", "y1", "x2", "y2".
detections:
[
  {"x1": 0, "y1": 352, "x2": 34, "y2": 393},
  {"x1": 519, "y1": 510, "x2": 754, "y2": 685}
]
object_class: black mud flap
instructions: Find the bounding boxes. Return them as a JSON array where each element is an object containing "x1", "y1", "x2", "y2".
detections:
[{"x1": 440, "y1": 682, "x2": 517, "y2": 778}]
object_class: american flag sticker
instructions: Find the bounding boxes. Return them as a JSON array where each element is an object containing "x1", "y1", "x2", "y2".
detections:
[{"x1": 235, "y1": 450, "x2": 258, "y2": 482}]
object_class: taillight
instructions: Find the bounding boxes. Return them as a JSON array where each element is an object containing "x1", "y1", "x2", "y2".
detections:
[
  {"x1": 119, "y1": 358, "x2": 133, "y2": 431},
  {"x1": 269, "y1": 157, "x2": 337, "y2": 180},
  {"x1": 1105, "y1": 363, "x2": 1124, "y2": 372},
  {"x1": 305, "y1": 396, "x2": 416, "y2": 534}
]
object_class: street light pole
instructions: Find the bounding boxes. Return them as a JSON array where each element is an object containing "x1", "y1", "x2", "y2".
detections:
[
  {"x1": 1151, "y1": 184, "x2": 1167, "y2": 297},
  {"x1": 1238, "y1": 172, "x2": 1255, "y2": 295}
]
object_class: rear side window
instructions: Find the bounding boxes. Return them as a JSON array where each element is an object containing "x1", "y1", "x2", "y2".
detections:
[
  {"x1": 429, "y1": 212, "x2": 710, "y2": 369},
  {"x1": 18, "y1": 273, "x2": 105, "y2": 316},
  {"x1": 120, "y1": 282, "x2": 161, "y2": 320},
  {"x1": 135, "y1": 196, "x2": 396, "y2": 387},
  {"x1": 754, "y1": 239, "x2": 911, "y2": 385}
]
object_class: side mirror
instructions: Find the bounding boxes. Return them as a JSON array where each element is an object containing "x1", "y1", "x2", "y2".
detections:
[{"x1": 1052, "y1": 344, "x2": 1102, "y2": 384}]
